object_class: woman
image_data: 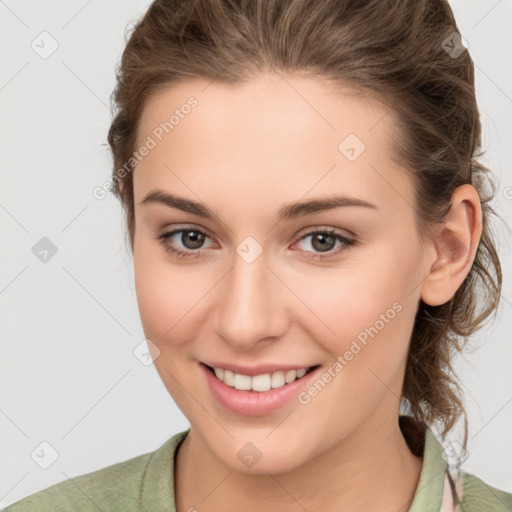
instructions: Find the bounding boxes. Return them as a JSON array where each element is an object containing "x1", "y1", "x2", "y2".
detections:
[{"x1": 3, "y1": 0, "x2": 511, "y2": 510}]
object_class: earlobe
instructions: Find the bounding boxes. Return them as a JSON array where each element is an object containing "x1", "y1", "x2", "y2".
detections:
[{"x1": 421, "y1": 185, "x2": 482, "y2": 307}]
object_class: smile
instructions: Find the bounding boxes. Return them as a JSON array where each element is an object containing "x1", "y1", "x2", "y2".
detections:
[
  {"x1": 200, "y1": 361, "x2": 323, "y2": 416},
  {"x1": 207, "y1": 365, "x2": 315, "y2": 392}
]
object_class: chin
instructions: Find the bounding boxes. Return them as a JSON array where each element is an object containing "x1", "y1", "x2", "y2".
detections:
[
  {"x1": 228, "y1": 451, "x2": 306, "y2": 475},
  {"x1": 210, "y1": 433, "x2": 312, "y2": 475}
]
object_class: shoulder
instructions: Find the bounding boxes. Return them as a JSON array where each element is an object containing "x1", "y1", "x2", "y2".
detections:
[
  {"x1": 459, "y1": 470, "x2": 512, "y2": 511},
  {"x1": 1, "y1": 446, "x2": 158, "y2": 512}
]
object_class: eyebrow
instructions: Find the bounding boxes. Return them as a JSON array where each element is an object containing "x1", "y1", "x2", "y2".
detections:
[{"x1": 140, "y1": 189, "x2": 378, "y2": 221}]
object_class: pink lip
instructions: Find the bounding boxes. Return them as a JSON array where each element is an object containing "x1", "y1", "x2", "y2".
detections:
[
  {"x1": 200, "y1": 362, "x2": 321, "y2": 417},
  {"x1": 201, "y1": 360, "x2": 317, "y2": 376}
]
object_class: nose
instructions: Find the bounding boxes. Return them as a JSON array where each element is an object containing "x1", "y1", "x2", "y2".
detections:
[{"x1": 212, "y1": 249, "x2": 289, "y2": 350}]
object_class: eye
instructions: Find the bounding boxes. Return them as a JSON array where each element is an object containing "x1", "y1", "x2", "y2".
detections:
[
  {"x1": 155, "y1": 227, "x2": 216, "y2": 259},
  {"x1": 292, "y1": 228, "x2": 357, "y2": 260},
  {"x1": 155, "y1": 226, "x2": 357, "y2": 260}
]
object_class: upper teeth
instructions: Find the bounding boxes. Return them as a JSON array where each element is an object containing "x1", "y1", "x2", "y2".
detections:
[{"x1": 213, "y1": 367, "x2": 308, "y2": 392}]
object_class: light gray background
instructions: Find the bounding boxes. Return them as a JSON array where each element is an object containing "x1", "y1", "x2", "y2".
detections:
[{"x1": 1, "y1": 0, "x2": 511, "y2": 507}]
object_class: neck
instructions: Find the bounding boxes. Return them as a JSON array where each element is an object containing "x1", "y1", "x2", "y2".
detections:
[{"x1": 175, "y1": 413, "x2": 424, "y2": 512}]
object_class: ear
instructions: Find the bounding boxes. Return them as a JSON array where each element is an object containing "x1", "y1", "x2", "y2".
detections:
[{"x1": 420, "y1": 184, "x2": 482, "y2": 307}]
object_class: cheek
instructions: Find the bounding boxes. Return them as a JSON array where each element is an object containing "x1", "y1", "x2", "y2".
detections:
[
  {"x1": 133, "y1": 246, "x2": 215, "y2": 347},
  {"x1": 133, "y1": 243, "x2": 185, "y2": 341},
  {"x1": 297, "y1": 266, "x2": 417, "y2": 426},
  {"x1": 133, "y1": 250, "x2": 204, "y2": 406},
  {"x1": 294, "y1": 248, "x2": 419, "y2": 363}
]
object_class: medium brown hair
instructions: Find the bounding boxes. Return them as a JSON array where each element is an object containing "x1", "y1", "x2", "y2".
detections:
[{"x1": 107, "y1": 0, "x2": 503, "y2": 452}]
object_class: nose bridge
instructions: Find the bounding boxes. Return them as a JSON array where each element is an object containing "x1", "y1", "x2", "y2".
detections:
[{"x1": 213, "y1": 248, "x2": 287, "y2": 348}]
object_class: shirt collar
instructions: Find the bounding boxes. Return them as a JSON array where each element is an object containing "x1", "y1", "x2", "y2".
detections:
[
  {"x1": 140, "y1": 429, "x2": 188, "y2": 511},
  {"x1": 403, "y1": 416, "x2": 449, "y2": 512}
]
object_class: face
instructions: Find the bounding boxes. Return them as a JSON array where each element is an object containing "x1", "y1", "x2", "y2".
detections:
[{"x1": 132, "y1": 72, "x2": 432, "y2": 474}]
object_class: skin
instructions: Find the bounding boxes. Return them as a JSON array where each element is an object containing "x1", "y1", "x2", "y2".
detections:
[{"x1": 131, "y1": 72, "x2": 482, "y2": 512}]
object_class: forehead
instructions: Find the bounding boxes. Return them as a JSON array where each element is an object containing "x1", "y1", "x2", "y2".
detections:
[
  {"x1": 137, "y1": 72, "x2": 395, "y2": 152},
  {"x1": 133, "y1": 73, "x2": 413, "y2": 220}
]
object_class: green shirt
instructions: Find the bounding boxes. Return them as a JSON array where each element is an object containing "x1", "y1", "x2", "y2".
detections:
[{"x1": 3, "y1": 416, "x2": 511, "y2": 511}]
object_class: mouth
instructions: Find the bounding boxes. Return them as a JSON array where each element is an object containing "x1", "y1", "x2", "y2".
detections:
[
  {"x1": 201, "y1": 362, "x2": 321, "y2": 393},
  {"x1": 200, "y1": 361, "x2": 323, "y2": 416}
]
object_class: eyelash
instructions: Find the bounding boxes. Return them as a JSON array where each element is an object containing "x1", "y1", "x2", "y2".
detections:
[{"x1": 155, "y1": 226, "x2": 357, "y2": 261}]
